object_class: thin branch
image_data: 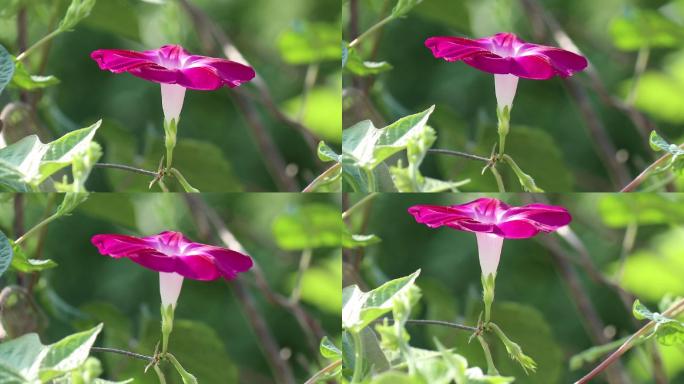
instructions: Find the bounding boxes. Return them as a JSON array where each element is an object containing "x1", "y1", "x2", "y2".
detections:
[
  {"x1": 519, "y1": 0, "x2": 631, "y2": 188},
  {"x1": 427, "y1": 148, "x2": 490, "y2": 163},
  {"x1": 94, "y1": 163, "x2": 158, "y2": 178},
  {"x1": 575, "y1": 298, "x2": 684, "y2": 384},
  {"x1": 348, "y1": 15, "x2": 394, "y2": 49},
  {"x1": 193, "y1": 197, "x2": 326, "y2": 356},
  {"x1": 90, "y1": 347, "x2": 154, "y2": 362},
  {"x1": 620, "y1": 142, "x2": 684, "y2": 192},
  {"x1": 377, "y1": 318, "x2": 478, "y2": 333},
  {"x1": 302, "y1": 163, "x2": 341, "y2": 192},
  {"x1": 303, "y1": 360, "x2": 341, "y2": 384},
  {"x1": 342, "y1": 193, "x2": 378, "y2": 220},
  {"x1": 177, "y1": 0, "x2": 322, "y2": 165},
  {"x1": 228, "y1": 279, "x2": 296, "y2": 384},
  {"x1": 537, "y1": 233, "x2": 631, "y2": 384}
]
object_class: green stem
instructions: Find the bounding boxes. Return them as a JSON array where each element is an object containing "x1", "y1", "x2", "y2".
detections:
[
  {"x1": 477, "y1": 335, "x2": 499, "y2": 375},
  {"x1": 290, "y1": 248, "x2": 312, "y2": 303},
  {"x1": 348, "y1": 15, "x2": 394, "y2": 48},
  {"x1": 363, "y1": 167, "x2": 377, "y2": 192},
  {"x1": 169, "y1": 168, "x2": 200, "y2": 193},
  {"x1": 490, "y1": 166, "x2": 506, "y2": 193},
  {"x1": 15, "y1": 213, "x2": 60, "y2": 245},
  {"x1": 153, "y1": 365, "x2": 167, "y2": 384},
  {"x1": 342, "y1": 192, "x2": 379, "y2": 220},
  {"x1": 496, "y1": 106, "x2": 510, "y2": 157},
  {"x1": 163, "y1": 119, "x2": 178, "y2": 171},
  {"x1": 15, "y1": 29, "x2": 61, "y2": 61},
  {"x1": 166, "y1": 353, "x2": 198, "y2": 384},
  {"x1": 482, "y1": 273, "x2": 496, "y2": 324},
  {"x1": 161, "y1": 304, "x2": 174, "y2": 355},
  {"x1": 351, "y1": 331, "x2": 365, "y2": 383},
  {"x1": 501, "y1": 154, "x2": 543, "y2": 192}
]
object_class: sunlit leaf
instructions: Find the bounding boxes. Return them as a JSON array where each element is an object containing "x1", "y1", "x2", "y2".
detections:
[
  {"x1": 0, "y1": 323, "x2": 102, "y2": 382},
  {"x1": 283, "y1": 86, "x2": 342, "y2": 143},
  {"x1": 293, "y1": 255, "x2": 342, "y2": 314},
  {"x1": 272, "y1": 203, "x2": 342, "y2": 250},
  {"x1": 278, "y1": 21, "x2": 341, "y2": 64},
  {"x1": 342, "y1": 227, "x2": 381, "y2": 248},
  {"x1": 343, "y1": 105, "x2": 435, "y2": 170},
  {"x1": 345, "y1": 48, "x2": 393, "y2": 76},
  {"x1": 0, "y1": 120, "x2": 101, "y2": 191},
  {"x1": 318, "y1": 141, "x2": 341, "y2": 163},
  {"x1": 10, "y1": 240, "x2": 58, "y2": 272},
  {"x1": 599, "y1": 194, "x2": 684, "y2": 227},
  {"x1": 342, "y1": 269, "x2": 420, "y2": 332},
  {"x1": 10, "y1": 60, "x2": 60, "y2": 90},
  {"x1": 0, "y1": 44, "x2": 15, "y2": 96},
  {"x1": 610, "y1": 9, "x2": 684, "y2": 51},
  {"x1": 633, "y1": 300, "x2": 684, "y2": 345},
  {"x1": 0, "y1": 230, "x2": 12, "y2": 278},
  {"x1": 320, "y1": 336, "x2": 342, "y2": 360}
]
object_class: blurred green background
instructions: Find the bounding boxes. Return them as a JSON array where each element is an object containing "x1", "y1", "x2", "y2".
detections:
[
  {"x1": 343, "y1": 0, "x2": 684, "y2": 192},
  {"x1": 0, "y1": 0, "x2": 341, "y2": 191},
  {"x1": 0, "y1": 193, "x2": 341, "y2": 383},
  {"x1": 344, "y1": 192, "x2": 684, "y2": 383}
]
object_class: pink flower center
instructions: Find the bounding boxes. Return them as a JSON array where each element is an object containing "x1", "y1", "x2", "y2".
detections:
[{"x1": 150, "y1": 232, "x2": 189, "y2": 256}]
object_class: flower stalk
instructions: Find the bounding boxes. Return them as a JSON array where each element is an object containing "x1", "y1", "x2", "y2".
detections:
[{"x1": 481, "y1": 273, "x2": 496, "y2": 324}]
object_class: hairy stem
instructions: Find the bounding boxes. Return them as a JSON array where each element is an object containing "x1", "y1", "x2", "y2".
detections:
[
  {"x1": 90, "y1": 347, "x2": 154, "y2": 362},
  {"x1": 427, "y1": 148, "x2": 491, "y2": 162},
  {"x1": 94, "y1": 163, "x2": 159, "y2": 178}
]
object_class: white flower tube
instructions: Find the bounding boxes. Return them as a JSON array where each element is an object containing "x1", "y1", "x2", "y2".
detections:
[
  {"x1": 476, "y1": 233, "x2": 504, "y2": 277},
  {"x1": 160, "y1": 83, "x2": 186, "y2": 122},
  {"x1": 494, "y1": 74, "x2": 519, "y2": 111},
  {"x1": 159, "y1": 271, "x2": 184, "y2": 309}
]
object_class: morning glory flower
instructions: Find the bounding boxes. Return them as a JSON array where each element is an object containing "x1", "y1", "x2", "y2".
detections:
[
  {"x1": 92, "y1": 230, "x2": 252, "y2": 354},
  {"x1": 408, "y1": 197, "x2": 571, "y2": 276},
  {"x1": 408, "y1": 198, "x2": 571, "y2": 325},
  {"x1": 425, "y1": 32, "x2": 587, "y2": 109},
  {"x1": 91, "y1": 231, "x2": 253, "y2": 308},
  {"x1": 90, "y1": 45, "x2": 255, "y2": 174},
  {"x1": 425, "y1": 33, "x2": 587, "y2": 159}
]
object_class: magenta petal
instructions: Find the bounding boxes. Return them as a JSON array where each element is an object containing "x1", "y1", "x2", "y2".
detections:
[
  {"x1": 409, "y1": 198, "x2": 571, "y2": 239},
  {"x1": 90, "y1": 49, "x2": 156, "y2": 73},
  {"x1": 407, "y1": 205, "x2": 471, "y2": 228},
  {"x1": 425, "y1": 32, "x2": 588, "y2": 79},
  {"x1": 128, "y1": 65, "x2": 180, "y2": 85},
  {"x1": 500, "y1": 204, "x2": 572, "y2": 233},
  {"x1": 191, "y1": 246, "x2": 254, "y2": 280},
  {"x1": 91, "y1": 231, "x2": 253, "y2": 281},
  {"x1": 495, "y1": 220, "x2": 540, "y2": 238},
  {"x1": 90, "y1": 45, "x2": 255, "y2": 90},
  {"x1": 425, "y1": 36, "x2": 490, "y2": 61},
  {"x1": 510, "y1": 55, "x2": 556, "y2": 80},
  {"x1": 198, "y1": 59, "x2": 256, "y2": 88},
  {"x1": 174, "y1": 255, "x2": 221, "y2": 281},
  {"x1": 127, "y1": 250, "x2": 180, "y2": 273},
  {"x1": 91, "y1": 234, "x2": 154, "y2": 258},
  {"x1": 176, "y1": 66, "x2": 223, "y2": 90},
  {"x1": 530, "y1": 48, "x2": 588, "y2": 77}
]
